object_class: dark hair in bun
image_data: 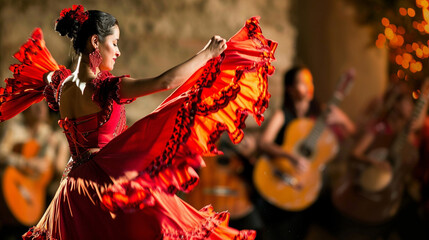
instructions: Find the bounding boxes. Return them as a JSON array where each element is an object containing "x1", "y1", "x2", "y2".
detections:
[{"x1": 55, "y1": 6, "x2": 118, "y2": 54}]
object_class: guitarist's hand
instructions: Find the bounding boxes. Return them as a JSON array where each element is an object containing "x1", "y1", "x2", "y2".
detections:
[{"x1": 290, "y1": 155, "x2": 310, "y2": 173}]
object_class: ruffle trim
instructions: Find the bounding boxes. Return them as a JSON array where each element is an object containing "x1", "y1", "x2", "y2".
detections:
[
  {"x1": 92, "y1": 71, "x2": 135, "y2": 126},
  {"x1": 162, "y1": 205, "x2": 256, "y2": 240},
  {"x1": 99, "y1": 55, "x2": 223, "y2": 213},
  {"x1": 43, "y1": 67, "x2": 72, "y2": 111},
  {"x1": 102, "y1": 163, "x2": 200, "y2": 213},
  {"x1": 100, "y1": 16, "x2": 277, "y2": 214},
  {"x1": 0, "y1": 28, "x2": 61, "y2": 122},
  {"x1": 22, "y1": 227, "x2": 57, "y2": 240}
]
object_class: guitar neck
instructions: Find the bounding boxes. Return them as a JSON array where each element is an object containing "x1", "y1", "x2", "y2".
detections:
[
  {"x1": 302, "y1": 94, "x2": 342, "y2": 155},
  {"x1": 389, "y1": 96, "x2": 426, "y2": 168},
  {"x1": 298, "y1": 70, "x2": 354, "y2": 158}
]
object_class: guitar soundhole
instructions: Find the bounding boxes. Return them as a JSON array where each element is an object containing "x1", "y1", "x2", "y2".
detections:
[{"x1": 299, "y1": 144, "x2": 312, "y2": 158}]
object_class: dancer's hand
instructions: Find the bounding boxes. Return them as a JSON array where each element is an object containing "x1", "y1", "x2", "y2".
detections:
[{"x1": 200, "y1": 35, "x2": 227, "y2": 58}]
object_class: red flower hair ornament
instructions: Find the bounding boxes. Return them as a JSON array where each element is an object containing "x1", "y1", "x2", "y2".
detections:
[{"x1": 57, "y1": 5, "x2": 89, "y2": 26}]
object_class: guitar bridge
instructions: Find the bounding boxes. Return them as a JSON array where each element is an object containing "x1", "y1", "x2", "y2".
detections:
[{"x1": 273, "y1": 169, "x2": 301, "y2": 189}]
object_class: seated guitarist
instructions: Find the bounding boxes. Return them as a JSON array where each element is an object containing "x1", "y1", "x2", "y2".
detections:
[
  {"x1": 256, "y1": 66, "x2": 356, "y2": 240},
  {"x1": 332, "y1": 80, "x2": 428, "y2": 239},
  {"x1": 0, "y1": 102, "x2": 68, "y2": 239}
]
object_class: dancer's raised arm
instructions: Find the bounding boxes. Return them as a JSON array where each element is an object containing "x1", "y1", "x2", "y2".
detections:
[{"x1": 119, "y1": 35, "x2": 226, "y2": 99}]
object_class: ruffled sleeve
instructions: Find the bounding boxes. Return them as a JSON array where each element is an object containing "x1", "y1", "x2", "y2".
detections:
[
  {"x1": 0, "y1": 28, "x2": 63, "y2": 122},
  {"x1": 92, "y1": 71, "x2": 135, "y2": 124},
  {"x1": 92, "y1": 16, "x2": 277, "y2": 214},
  {"x1": 43, "y1": 67, "x2": 72, "y2": 111}
]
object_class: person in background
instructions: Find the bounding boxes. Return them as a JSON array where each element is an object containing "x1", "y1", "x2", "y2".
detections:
[
  {"x1": 0, "y1": 102, "x2": 67, "y2": 239},
  {"x1": 332, "y1": 80, "x2": 428, "y2": 240},
  {"x1": 256, "y1": 66, "x2": 355, "y2": 240}
]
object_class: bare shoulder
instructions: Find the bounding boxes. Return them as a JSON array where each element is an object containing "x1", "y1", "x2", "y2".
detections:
[{"x1": 59, "y1": 81, "x2": 101, "y2": 119}]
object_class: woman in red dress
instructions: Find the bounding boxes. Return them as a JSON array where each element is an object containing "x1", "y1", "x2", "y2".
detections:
[{"x1": 0, "y1": 5, "x2": 277, "y2": 240}]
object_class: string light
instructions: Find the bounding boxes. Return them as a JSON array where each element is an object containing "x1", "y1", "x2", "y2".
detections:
[{"x1": 377, "y1": 0, "x2": 429, "y2": 75}]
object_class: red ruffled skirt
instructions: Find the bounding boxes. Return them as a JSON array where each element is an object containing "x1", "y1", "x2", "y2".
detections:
[{"x1": 4, "y1": 17, "x2": 277, "y2": 240}]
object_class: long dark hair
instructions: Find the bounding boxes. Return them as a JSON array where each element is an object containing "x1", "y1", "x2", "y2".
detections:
[
  {"x1": 282, "y1": 65, "x2": 320, "y2": 117},
  {"x1": 55, "y1": 9, "x2": 118, "y2": 54}
]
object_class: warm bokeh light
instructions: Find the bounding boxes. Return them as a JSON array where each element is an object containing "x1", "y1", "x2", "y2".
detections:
[
  {"x1": 397, "y1": 26, "x2": 406, "y2": 34},
  {"x1": 416, "y1": 48, "x2": 424, "y2": 58},
  {"x1": 423, "y1": 46, "x2": 429, "y2": 55},
  {"x1": 424, "y1": 8, "x2": 429, "y2": 22},
  {"x1": 385, "y1": 28, "x2": 395, "y2": 39},
  {"x1": 418, "y1": 22, "x2": 425, "y2": 32},
  {"x1": 410, "y1": 62, "x2": 423, "y2": 72},
  {"x1": 375, "y1": 39, "x2": 385, "y2": 48},
  {"x1": 380, "y1": 1, "x2": 429, "y2": 77},
  {"x1": 382, "y1": 17, "x2": 390, "y2": 26},
  {"x1": 408, "y1": 8, "x2": 416, "y2": 17},
  {"x1": 397, "y1": 69, "x2": 405, "y2": 79},
  {"x1": 396, "y1": 35, "x2": 404, "y2": 46},
  {"x1": 413, "y1": 89, "x2": 421, "y2": 99},
  {"x1": 396, "y1": 55, "x2": 403, "y2": 65}
]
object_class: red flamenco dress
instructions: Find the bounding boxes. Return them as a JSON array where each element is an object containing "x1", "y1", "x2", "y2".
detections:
[{"x1": 0, "y1": 17, "x2": 277, "y2": 240}]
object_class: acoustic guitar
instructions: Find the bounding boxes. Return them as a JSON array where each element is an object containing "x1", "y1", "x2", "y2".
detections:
[
  {"x1": 253, "y1": 70, "x2": 354, "y2": 211},
  {"x1": 0, "y1": 139, "x2": 53, "y2": 226},
  {"x1": 183, "y1": 149, "x2": 254, "y2": 219},
  {"x1": 332, "y1": 80, "x2": 429, "y2": 224}
]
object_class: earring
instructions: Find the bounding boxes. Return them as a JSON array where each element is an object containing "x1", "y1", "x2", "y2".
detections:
[{"x1": 89, "y1": 48, "x2": 102, "y2": 75}]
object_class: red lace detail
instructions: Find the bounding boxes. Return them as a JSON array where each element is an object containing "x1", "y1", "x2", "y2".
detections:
[
  {"x1": 22, "y1": 227, "x2": 57, "y2": 240},
  {"x1": 92, "y1": 71, "x2": 135, "y2": 126},
  {"x1": 43, "y1": 67, "x2": 72, "y2": 111},
  {"x1": 57, "y1": 5, "x2": 88, "y2": 26}
]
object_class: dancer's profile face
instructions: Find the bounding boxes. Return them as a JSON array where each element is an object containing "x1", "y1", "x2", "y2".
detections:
[{"x1": 99, "y1": 25, "x2": 121, "y2": 72}]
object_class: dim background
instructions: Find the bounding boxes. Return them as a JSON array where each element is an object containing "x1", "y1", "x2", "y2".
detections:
[{"x1": 0, "y1": 0, "x2": 386, "y2": 126}]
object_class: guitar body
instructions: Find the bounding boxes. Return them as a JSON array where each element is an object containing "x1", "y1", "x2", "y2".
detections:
[
  {"x1": 0, "y1": 140, "x2": 53, "y2": 226},
  {"x1": 1, "y1": 166, "x2": 52, "y2": 226},
  {"x1": 253, "y1": 118, "x2": 338, "y2": 211},
  {"x1": 359, "y1": 148, "x2": 393, "y2": 192},
  {"x1": 332, "y1": 136, "x2": 418, "y2": 224},
  {"x1": 333, "y1": 77, "x2": 428, "y2": 224},
  {"x1": 183, "y1": 155, "x2": 254, "y2": 219}
]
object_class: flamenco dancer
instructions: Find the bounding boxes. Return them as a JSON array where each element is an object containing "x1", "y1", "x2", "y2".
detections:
[{"x1": 0, "y1": 5, "x2": 277, "y2": 240}]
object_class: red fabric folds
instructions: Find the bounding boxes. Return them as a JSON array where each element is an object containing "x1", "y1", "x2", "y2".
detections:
[
  {"x1": 0, "y1": 28, "x2": 62, "y2": 121},
  {"x1": 18, "y1": 17, "x2": 276, "y2": 240},
  {"x1": 95, "y1": 16, "x2": 277, "y2": 215}
]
